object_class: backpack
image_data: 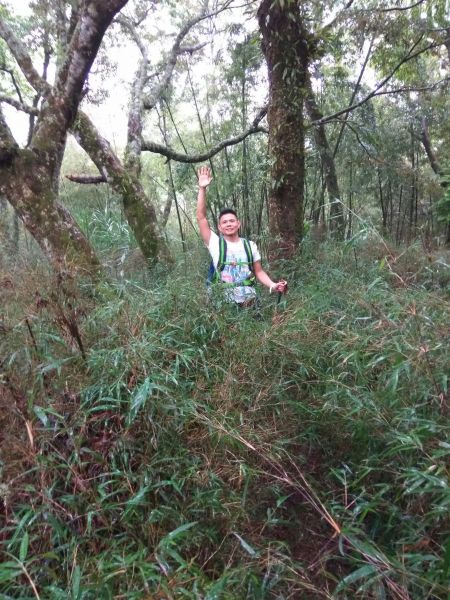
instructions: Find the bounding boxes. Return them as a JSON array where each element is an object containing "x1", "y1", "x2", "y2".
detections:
[{"x1": 207, "y1": 236, "x2": 256, "y2": 286}]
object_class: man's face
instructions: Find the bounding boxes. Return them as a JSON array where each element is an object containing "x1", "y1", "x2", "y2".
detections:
[{"x1": 218, "y1": 213, "x2": 240, "y2": 237}]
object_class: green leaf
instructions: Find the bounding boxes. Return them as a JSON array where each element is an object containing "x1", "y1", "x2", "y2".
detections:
[
  {"x1": 335, "y1": 564, "x2": 378, "y2": 592},
  {"x1": 19, "y1": 532, "x2": 28, "y2": 562},
  {"x1": 71, "y1": 564, "x2": 81, "y2": 600},
  {"x1": 233, "y1": 532, "x2": 257, "y2": 556},
  {"x1": 442, "y1": 537, "x2": 450, "y2": 580},
  {"x1": 125, "y1": 486, "x2": 149, "y2": 507},
  {"x1": 276, "y1": 493, "x2": 292, "y2": 508},
  {"x1": 0, "y1": 561, "x2": 22, "y2": 583},
  {"x1": 166, "y1": 521, "x2": 198, "y2": 540}
]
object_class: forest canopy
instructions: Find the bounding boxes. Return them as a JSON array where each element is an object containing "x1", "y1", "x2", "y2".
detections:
[{"x1": 0, "y1": 0, "x2": 449, "y2": 271}]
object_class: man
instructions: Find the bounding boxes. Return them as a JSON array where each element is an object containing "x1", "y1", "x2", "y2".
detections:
[{"x1": 196, "y1": 165, "x2": 287, "y2": 306}]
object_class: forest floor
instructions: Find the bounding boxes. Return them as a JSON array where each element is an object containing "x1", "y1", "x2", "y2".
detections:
[{"x1": 0, "y1": 237, "x2": 449, "y2": 599}]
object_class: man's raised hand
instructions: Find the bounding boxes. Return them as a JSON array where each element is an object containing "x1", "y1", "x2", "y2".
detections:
[{"x1": 198, "y1": 166, "x2": 213, "y2": 188}]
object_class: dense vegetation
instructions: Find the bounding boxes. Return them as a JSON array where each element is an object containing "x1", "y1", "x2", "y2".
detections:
[
  {"x1": 1, "y1": 218, "x2": 448, "y2": 598},
  {"x1": 1, "y1": 1, "x2": 450, "y2": 598}
]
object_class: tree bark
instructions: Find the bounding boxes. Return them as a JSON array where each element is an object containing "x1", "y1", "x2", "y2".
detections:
[
  {"x1": 0, "y1": 146, "x2": 100, "y2": 275},
  {"x1": 257, "y1": 0, "x2": 309, "y2": 260},
  {"x1": 0, "y1": 0, "x2": 129, "y2": 276},
  {"x1": 421, "y1": 116, "x2": 441, "y2": 176},
  {"x1": 71, "y1": 111, "x2": 171, "y2": 264}
]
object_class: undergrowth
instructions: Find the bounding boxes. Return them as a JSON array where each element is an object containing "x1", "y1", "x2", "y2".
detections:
[{"x1": 0, "y1": 239, "x2": 449, "y2": 599}]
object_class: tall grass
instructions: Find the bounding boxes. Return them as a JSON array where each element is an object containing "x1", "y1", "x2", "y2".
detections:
[{"x1": 0, "y1": 237, "x2": 448, "y2": 599}]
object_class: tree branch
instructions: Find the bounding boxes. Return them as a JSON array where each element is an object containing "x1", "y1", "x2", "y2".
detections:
[
  {"x1": 339, "y1": 119, "x2": 380, "y2": 162},
  {"x1": 0, "y1": 20, "x2": 51, "y2": 96},
  {"x1": 313, "y1": 37, "x2": 440, "y2": 127},
  {"x1": 32, "y1": 0, "x2": 129, "y2": 161},
  {"x1": 115, "y1": 15, "x2": 148, "y2": 57},
  {"x1": 179, "y1": 42, "x2": 207, "y2": 54},
  {"x1": 0, "y1": 65, "x2": 24, "y2": 104},
  {"x1": 370, "y1": 78, "x2": 449, "y2": 98},
  {"x1": 420, "y1": 116, "x2": 441, "y2": 176},
  {"x1": 66, "y1": 174, "x2": 107, "y2": 184},
  {"x1": 0, "y1": 95, "x2": 39, "y2": 115},
  {"x1": 370, "y1": 0, "x2": 426, "y2": 12},
  {"x1": 142, "y1": 107, "x2": 267, "y2": 163},
  {"x1": 142, "y1": 2, "x2": 235, "y2": 111},
  {"x1": 332, "y1": 36, "x2": 374, "y2": 158}
]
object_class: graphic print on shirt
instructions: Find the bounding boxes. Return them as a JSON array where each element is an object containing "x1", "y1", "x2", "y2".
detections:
[
  {"x1": 220, "y1": 254, "x2": 250, "y2": 285},
  {"x1": 208, "y1": 232, "x2": 260, "y2": 304},
  {"x1": 220, "y1": 250, "x2": 254, "y2": 303}
]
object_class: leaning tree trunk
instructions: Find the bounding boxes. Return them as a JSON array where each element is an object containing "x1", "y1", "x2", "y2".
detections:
[
  {"x1": 257, "y1": 0, "x2": 309, "y2": 260},
  {"x1": 71, "y1": 112, "x2": 171, "y2": 264}
]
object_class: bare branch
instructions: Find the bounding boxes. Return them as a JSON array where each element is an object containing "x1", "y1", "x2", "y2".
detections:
[
  {"x1": 142, "y1": 2, "x2": 235, "y2": 111},
  {"x1": 0, "y1": 95, "x2": 39, "y2": 115},
  {"x1": 142, "y1": 107, "x2": 267, "y2": 163},
  {"x1": 115, "y1": 15, "x2": 148, "y2": 57},
  {"x1": 313, "y1": 37, "x2": 440, "y2": 127},
  {"x1": 0, "y1": 20, "x2": 51, "y2": 96},
  {"x1": 320, "y1": 0, "x2": 355, "y2": 33},
  {"x1": 339, "y1": 119, "x2": 380, "y2": 161},
  {"x1": 370, "y1": 78, "x2": 449, "y2": 97},
  {"x1": 66, "y1": 174, "x2": 107, "y2": 184},
  {"x1": 332, "y1": 35, "x2": 374, "y2": 159},
  {"x1": 0, "y1": 65, "x2": 24, "y2": 104},
  {"x1": 371, "y1": 0, "x2": 426, "y2": 12},
  {"x1": 180, "y1": 42, "x2": 208, "y2": 54}
]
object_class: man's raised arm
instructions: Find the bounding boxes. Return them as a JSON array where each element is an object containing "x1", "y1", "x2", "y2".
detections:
[{"x1": 196, "y1": 166, "x2": 213, "y2": 244}]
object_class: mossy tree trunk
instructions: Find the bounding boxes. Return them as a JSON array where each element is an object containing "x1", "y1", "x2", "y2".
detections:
[
  {"x1": 71, "y1": 112, "x2": 171, "y2": 264},
  {"x1": 1, "y1": 150, "x2": 100, "y2": 274},
  {"x1": 257, "y1": 0, "x2": 310, "y2": 260}
]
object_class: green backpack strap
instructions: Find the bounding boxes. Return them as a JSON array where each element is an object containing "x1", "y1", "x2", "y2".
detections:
[
  {"x1": 213, "y1": 236, "x2": 227, "y2": 282},
  {"x1": 218, "y1": 236, "x2": 227, "y2": 270},
  {"x1": 242, "y1": 238, "x2": 254, "y2": 272},
  {"x1": 241, "y1": 238, "x2": 256, "y2": 286}
]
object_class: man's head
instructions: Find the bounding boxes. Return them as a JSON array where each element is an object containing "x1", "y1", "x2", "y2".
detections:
[{"x1": 218, "y1": 208, "x2": 240, "y2": 237}]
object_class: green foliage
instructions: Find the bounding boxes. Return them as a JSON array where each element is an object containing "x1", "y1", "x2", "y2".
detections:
[
  {"x1": 1, "y1": 239, "x2": 449, "y2": 598},
  {"x1": 437, "y1": 174, "x2": 450, "y2": 225}
]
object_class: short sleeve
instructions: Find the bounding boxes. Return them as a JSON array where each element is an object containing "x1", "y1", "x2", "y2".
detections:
[
  {"x1": 208, "y1": 231, "x2": 220, "y2": 267},
  {"x1": 250, "y1": 240, "x2": 261, "y2": 262}
]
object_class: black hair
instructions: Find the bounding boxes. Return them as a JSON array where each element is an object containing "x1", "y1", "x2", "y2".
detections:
[{"x1": 218, "y1": 208, "x2": 238, "y2": 220}]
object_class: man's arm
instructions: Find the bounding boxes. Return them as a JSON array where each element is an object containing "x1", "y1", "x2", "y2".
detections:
[
  {"x1": 253, "y1": 261, "x2": 287, "y2": 293},
  {"x1": 196, "y1": 166, "x2": 213, "y2": 245}
]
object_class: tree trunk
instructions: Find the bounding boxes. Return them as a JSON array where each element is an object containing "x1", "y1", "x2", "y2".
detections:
[
  {"x1": 72, "y1": 111, "x2": 171, "y2": 264},
  {"x1": 1, "y1": 152, "x2": 100, "y2": 275},
  {"x1": 258, "y1": 0, "x2": 309, "y2": 260},
  {"x1": 0, "y1": 0, "x2": 129, "y2": 277},
  {"x1": 305, "y1": 72, "x2": 344, "y2": 238}
]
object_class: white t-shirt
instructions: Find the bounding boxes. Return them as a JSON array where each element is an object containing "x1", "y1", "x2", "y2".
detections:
[{"x1": 208, "y1": 231, "x2": 261, "y2": 303}]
